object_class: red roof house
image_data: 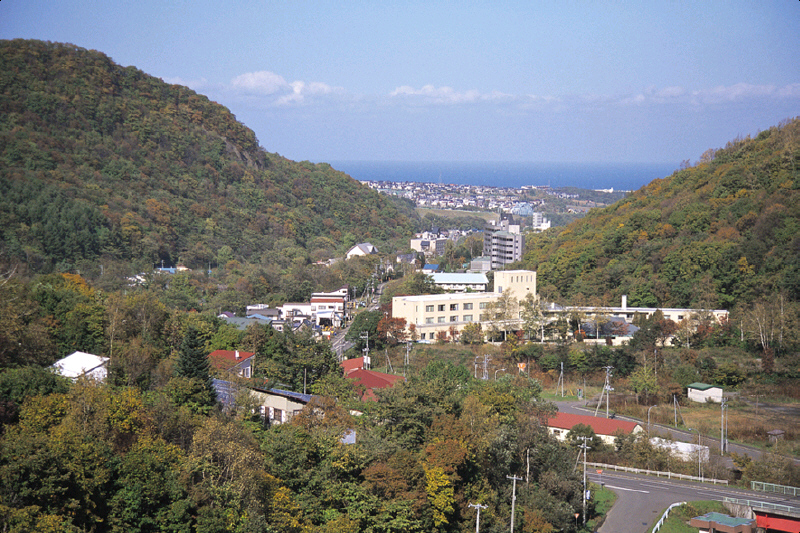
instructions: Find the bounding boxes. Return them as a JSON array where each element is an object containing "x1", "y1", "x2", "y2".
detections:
[
  {"x1": 346, "y1": 368, "x2": 404, "y2": 401},
  {"x1": 547, "y1": 411, "x2": 643, "y2": 445},
  {"x1": 208, "y1": 350, "x2": 255, "y2": 378}
]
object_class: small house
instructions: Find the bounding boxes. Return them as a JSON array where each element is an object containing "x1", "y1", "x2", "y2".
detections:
[
  {"x1": 250, "y1": 387, "x2": 313, "y2": 425},
  {"x1": 687, "y1": 383, "x2": 723, "y2": 403},
  {"x1": 547, "y1": 412, "x2": 643, "y2": 446},
  {"x1": 208, "y1": 349, "x2": 255, "y2": 378},
  {"x1": 346, "y1": 243, "x2": 378, "y2": 260}
]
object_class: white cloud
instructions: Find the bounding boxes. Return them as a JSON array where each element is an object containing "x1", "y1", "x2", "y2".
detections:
[
  {"x1": 230, "y1": 71, "x2": 289, "y2": 95},
  {"x1": 228, "y1": 71, "x2": 344, "y2": 106},
  {"x1": 389, "y1": 84, "x2": 512, "y2": 105}
]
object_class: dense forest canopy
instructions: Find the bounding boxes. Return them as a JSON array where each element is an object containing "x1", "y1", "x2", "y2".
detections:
[
  {"x1": 522, "y1": 118, "x2": 800, "y2": 310},
  {"x1": 0, "y1": 39, "x2": 416, "y2": 277}
]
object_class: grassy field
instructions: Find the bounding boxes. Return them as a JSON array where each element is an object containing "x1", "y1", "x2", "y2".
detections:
[
  {"x1": 586, "y1": 484, "x2": 617, "y2": 531},
  {"x1": 612, "y1": 394, "x2": 800, "y2": 456}
]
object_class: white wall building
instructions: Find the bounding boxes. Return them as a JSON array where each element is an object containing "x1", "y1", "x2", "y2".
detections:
[
  {"x1": 687, "y1": 383, "x2": 724, "y2": 403},
  {"x1": 392, "y1": 270, "x2": 537, "y2": 341}
]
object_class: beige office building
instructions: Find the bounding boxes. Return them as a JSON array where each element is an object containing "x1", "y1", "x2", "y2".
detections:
[{"x1": 392, "y1": 270, "x2": 537, "y2": 341}]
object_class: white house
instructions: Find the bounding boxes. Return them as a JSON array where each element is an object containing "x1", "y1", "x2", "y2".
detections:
[
  {"x1": 687, "y1": 383, "x2": 723, "y2": 403},
  {"x1": 53, "y1": 351, "x2": 109, "y2": 381},
  {"x1": 346, "y1": 243, "x2": 378, "y2": 260}
]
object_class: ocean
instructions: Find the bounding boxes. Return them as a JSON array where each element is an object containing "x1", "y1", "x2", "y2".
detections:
[{"x1": 327, "y1": 161, "x2": 679, "y2": 191}]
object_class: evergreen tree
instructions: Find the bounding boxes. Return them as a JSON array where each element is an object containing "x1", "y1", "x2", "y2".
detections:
[{"x1": 175, "y1": 326, "x2": 216, "y2": 404}]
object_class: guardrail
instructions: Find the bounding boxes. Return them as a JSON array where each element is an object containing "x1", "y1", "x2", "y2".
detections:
[
  {"x1": 724, "y1": 497, "x2": 800, "y2": 515},
  {"x1": 586, "y1": 462, "x2": 729, "y2": 485},
  {"x1": 652, "y1": 502, "x2": 686, "y2": 533},
  {"x1": 751, "y1": 481, "x2": 800, "y2": 496}
]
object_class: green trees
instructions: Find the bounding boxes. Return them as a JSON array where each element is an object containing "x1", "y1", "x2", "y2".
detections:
[
  {"x1": 172, "y1": 326, "x2": 216, "y2": 411},
  {"x1": 1, "y1": 39, "x2": 417, "y2": 280},
  {"x1": 253, "y1": 328, "x2": 338, "y2": 393}
]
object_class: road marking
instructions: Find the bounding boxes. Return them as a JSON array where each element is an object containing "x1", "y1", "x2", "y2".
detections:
[{"x1": 605, "y1": 485, "x2": 650, "y2": 494}]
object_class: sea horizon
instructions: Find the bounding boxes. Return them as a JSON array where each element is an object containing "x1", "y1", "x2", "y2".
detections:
[{"x1": 326, "y1": 160, "x2": 680, "y2": 192}]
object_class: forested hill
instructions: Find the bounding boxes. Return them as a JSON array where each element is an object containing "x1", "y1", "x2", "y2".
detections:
[
  {"x1": 0, "y1": 39, "x2": 415, "y2": 274},
  {"x1": 523, "y1": 118, "x2": 800, "y2": 310}
]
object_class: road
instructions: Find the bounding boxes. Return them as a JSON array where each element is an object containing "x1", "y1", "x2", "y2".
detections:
[
  {"x1": 330, "y1": 282, "x2": 386, "y2": 360},
  {"x1": 591, "y1": 471, "x2": 800, "y2": 533}
]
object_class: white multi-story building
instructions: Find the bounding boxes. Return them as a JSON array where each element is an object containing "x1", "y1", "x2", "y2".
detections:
[
  {"x1": 392, "y1": 270, "x2": 537, "y2": 341},
  {"x1": 483, "y1": 215, "x2": 525, "y2": 269}
]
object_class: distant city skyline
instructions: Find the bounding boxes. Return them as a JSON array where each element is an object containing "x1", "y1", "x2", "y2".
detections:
[{"x1": 2, "y1": 1, "x2": 798, "y2": 165}]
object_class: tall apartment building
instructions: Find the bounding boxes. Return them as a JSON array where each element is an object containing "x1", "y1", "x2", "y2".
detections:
[{"x1": 483, "y1": 214, "x2": 524, "y2": 270}]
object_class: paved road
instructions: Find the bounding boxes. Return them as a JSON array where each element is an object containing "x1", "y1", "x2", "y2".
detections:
[{"x1": 591, "y1": 471, "x2": 800, "y2": 533}]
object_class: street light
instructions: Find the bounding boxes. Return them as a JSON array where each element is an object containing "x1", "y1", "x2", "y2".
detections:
[
  {"x1": 687, "y1": 427, "x2": 702, "y2": 479},
  {"x1": 495, "y1": 368, "x2": 506, "y2": 380}
]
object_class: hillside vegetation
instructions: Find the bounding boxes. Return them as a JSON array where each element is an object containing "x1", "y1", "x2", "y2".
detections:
[
  {"x1": 523, "y1": 118, "x2": 800, "y2": 311},
  {"x1": 0, "y1": 39, "x2": 415, "y2": 276}
]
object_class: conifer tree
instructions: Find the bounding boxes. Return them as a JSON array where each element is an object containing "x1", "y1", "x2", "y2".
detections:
[{"x1": 176, "y1": 326, "x2": 216, "y2": 403}]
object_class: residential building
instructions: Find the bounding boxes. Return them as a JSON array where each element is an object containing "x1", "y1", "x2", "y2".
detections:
[
  {"x1": 219, "y1": 315, "x2": 272, "y2": 331},
  {"x1": 209, "y1": 349, "x2": 255, "y2": 378},
  {"x1": 346, "y1": 242, "x2": 378, "y2": 260},
  {"x1": 250, "y1": 387, "x2": 312, "y2": 425},
  {"x1": 410, "y1": 232, "x2": 448, "y2": 257},
  {"x1": 420, "y1": 263, "x2": 440, "y2": 274},
  {"x1": 310, "y1": 288, "x2": 348, "y2": 327},
  {"x1": 52, "y1": 351, "x2": 109, "y2": 381},
  {"x1": 547, "y1": 412, "x2": 643, "y2": 446},
  {"x1": 483, "y1": 214, "x2": 524, "y2": 269},
  {"x1": 246, "y1": 304, "x2": 281, "y2": 320},
  {"x1": 468, "y1": 256, "x2": 492, "y2": 273},
  {"x1": 391, "y1": 270, "x2": 537, "y2": 341}
]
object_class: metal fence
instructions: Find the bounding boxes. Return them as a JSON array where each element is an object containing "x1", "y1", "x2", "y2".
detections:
[
  {"x1": 751, "y1": 481, "x2": 800, "y2": 496},
  {"x1": 651, "y1": 502, "x2": 686, "y2": 532},
  {"x1": 586, "y1": 462, "x2": 729, "y2": 485},
  {"x1": 724, "y1": 496, "x2": 800, "y2": 515}
]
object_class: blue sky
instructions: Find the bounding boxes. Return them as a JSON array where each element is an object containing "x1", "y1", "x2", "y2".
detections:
[{"x1": 2, "y1": 1, "x2": 799, "y2": 165}]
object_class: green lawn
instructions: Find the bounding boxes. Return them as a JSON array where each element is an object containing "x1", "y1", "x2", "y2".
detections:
[
  {"x1": 586, "y1": 483, "x2": 617, "y2": 531},
  {"x1": 645, "y1": 501, "x2": 730, "y2": 533}
]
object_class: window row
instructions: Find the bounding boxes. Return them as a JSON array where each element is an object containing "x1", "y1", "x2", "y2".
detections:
[
  {"x1": 425, "y1": 314, "x2": 473, "y2": 324},
  {"x1": 424, "y1": 302, "x2": 482, "y2": 313}
]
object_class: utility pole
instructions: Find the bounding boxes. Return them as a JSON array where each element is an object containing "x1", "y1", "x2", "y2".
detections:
[
  {"x1": 720, "y1": 398, "x2": 728, "y2": 455},
  {"x1": 578, "y1": 436, "x2": 590, "y2": 527},
  {"x1": 557, "y1": 361, "x2": 565, "y2": 397},
  {"x1": 594, "y1": 366, "x2": 613, "y2": 418},
  {"x1": 507, "y1": 475, "x2": 522, "y2": 533},
  {"x1": 468, "y1": 502, "x2": 488, "y2": 533}
]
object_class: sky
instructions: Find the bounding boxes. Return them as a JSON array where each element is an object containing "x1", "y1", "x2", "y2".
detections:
[{"x1": 1, "y1": 1, "x2": 799, "y2": 165}]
